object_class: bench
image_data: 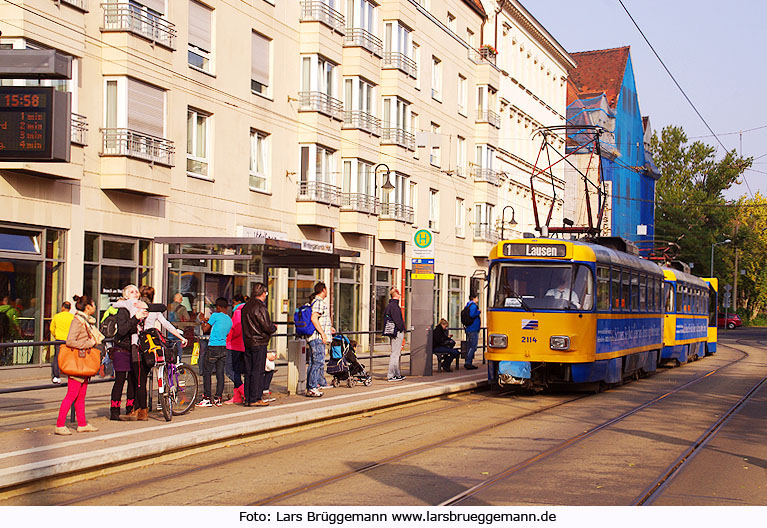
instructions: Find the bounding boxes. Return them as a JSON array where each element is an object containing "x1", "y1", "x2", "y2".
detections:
[{"x1": 433, "y1": 347, "x2": 461, "y2": 372}]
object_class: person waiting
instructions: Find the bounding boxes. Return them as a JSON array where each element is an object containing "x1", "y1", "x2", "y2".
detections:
[{"x1": 433, "y1": 318, "x2": 460, "y2": 372}]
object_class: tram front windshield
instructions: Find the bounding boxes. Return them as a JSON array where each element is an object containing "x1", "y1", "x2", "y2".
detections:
[{"x1": 489, "y1": 263, "x2": 594, "y2": 311}]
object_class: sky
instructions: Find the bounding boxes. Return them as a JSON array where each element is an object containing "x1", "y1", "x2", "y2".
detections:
[{"x1": 521, "y1": 0, "x2": 767, "y2": 200}]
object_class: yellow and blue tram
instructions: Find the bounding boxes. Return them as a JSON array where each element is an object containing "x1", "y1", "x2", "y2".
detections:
[
  {"x1": 659, "y1": 268, "x2": 711, "y2": 365},
  {"x1": 702, "y1": 278, "x2": 718, "y2": 355},
  {"x1": 485, "y1": 238, "x2": 714, "y2": 389}
]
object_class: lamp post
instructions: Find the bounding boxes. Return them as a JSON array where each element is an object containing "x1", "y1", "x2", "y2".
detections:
[
  {"x1": 710, "y1": 239, "x2": 732, "y2": 277},
  {"x1": 369, "y1": 164, "x2": 393, "y2": 369},
  {"x1": 500, "y1": 205, "x2": 517, "y2": 241}
]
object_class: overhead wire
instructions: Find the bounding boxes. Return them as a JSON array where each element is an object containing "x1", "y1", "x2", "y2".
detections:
[{"x1": 617, "y1": 0, "x2": 754, "y2": 199}]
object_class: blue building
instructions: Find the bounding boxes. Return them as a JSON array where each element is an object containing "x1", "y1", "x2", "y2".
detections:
[{"x1": 566, "y1": 46, "x2": 660, "y2": 244}]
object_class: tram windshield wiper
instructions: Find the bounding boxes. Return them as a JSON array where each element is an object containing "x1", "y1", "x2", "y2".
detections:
[{"x1": 507, "y1": 288, "x2": 533, "y2": 312}]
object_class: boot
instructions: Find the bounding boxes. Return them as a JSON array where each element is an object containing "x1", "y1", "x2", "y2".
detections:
[
  {"x1": 119, "y1": 410, "x2": 138, "y2": 421},
  {"x1": 125, "y1": 398, "x2": 134, "y2": 416},
  {"x1": 109, "y1": 400, "x2": 121, "y2": 421},
  {"x1": 225, "y1": 385, "x2": 244, "y2": 405},
  {"x1": 137, "y1": 408, "x2": 149, "y2": 421}
]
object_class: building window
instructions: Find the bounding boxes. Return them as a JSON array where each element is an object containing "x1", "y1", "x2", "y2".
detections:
[
  {"x1": 249, "y1": 129, "x2": 269, "y2": 192},
  {"x1": 299, "y1": 144, "x2": 338, "y2": 196},
  {"x1": 342, "y1": 158, "x2": 375, "y2": 197},
  {"x1": 429, "y1": 189, "x2": 439, "y2": 231},
  {"x1": 187, "y1": 107, "x2": 210, "y2": 178},
  {"x1": 474, "y1": 203, "x2": 495, "y2": 240},
  {"x1": 455, "y1": 198, "x2": 465, "y2": 238},
  {"x1": 433, "y1": 273, "x2": 443, "y2": 325},
  {"x1": 188, "y1": 0, "x2": 213, "y2": 72},
  {"x1": 0, "y1": 225, "x2": 66, "y2": 367},
  {"x1": 456, "y1": 136, "x2": 466, "y2": 177},
  {"x1": 431, "y1": 56, "x2": 442, "y2": 101},
  {"x1": 457, "y1": 74, "x2": 467, "y2": 115},
  {"x1": 334, "y1": 263, "x2": 362, "y2": 332},
  {"x1": 430, "y1": 122, "x2": 440, "y2": 167},
  {"x1": 447, "y1": 13, "x2": 456, "y2": 33},
  {"x1": 412, "y1": 41, "x2": 420, "y2": 84},
  {"x1": 448, "y1": 275, "x2": 464, "y2": 328},
  {"x1": 251, "y1": 31, "x2": 271, "y2": 96},
  {"x1": 466, "y1": 28, "x2": 475, "y2": 49}
]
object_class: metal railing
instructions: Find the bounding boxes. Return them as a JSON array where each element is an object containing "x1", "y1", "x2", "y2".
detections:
[
  {"x1": 101, "y1": 2, "x2": 176, "y2": 49},
  {"x1": 297, "y1": 180, "x2": 342, "y2": 206},
  {"x1": 342, "y1": 110, "x2": 381, "y2": 135},
  {"x1": 344, "y1": 27, "x2": 382, "y2": 56},
  {"x1": 476, "y1": 109, "x2": 501, "y2": 128},
  {"x1": 473, "y1": 167, "x2": 501, "y2": 186},
  {"x1": 380, "y1": 202, "x2": 414, "y2": 223},
  {"x1": 298, "y1": 91, "x2": 344, "y2": 120},
  {"x1": 299, "y1": 0, "x2": 345, "y2": 35},
  {"x1": 474, "y1": 224, "x2": 499, "y2": 242},
  {"x1": 341, "y1": 193, "x2": 379, "y2": 214},
  {"x1": 468, "y1": 47, "x2": 496, "y2": 65},
  {"x1": 382, "y1": 52, "x2": 417, "y2": 78},
  {"x1": 71, "y1": 113, "x2": 88, "y2": 145},
  {"x1": 381, "y1": 127, "x2": 415, "y2": 150},
  {"x1": 60, "y1": 0, "x2": 88, "y2": 10},
  {"x1": 101, "y1": 128, "x2": 175, "y2": 166}
]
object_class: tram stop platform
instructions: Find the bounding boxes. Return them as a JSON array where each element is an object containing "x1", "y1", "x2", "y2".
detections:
[{"x1": 0, "y1": 358, "x2": 488, "y2": 493}]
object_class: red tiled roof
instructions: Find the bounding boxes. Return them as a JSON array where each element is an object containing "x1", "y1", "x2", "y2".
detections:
[
  {"x1": 462, "y1": 0, "x2": 487, "y2": 18},
  {"x1": 568, "y1": 46, "x2": 630, "y2": 107}
]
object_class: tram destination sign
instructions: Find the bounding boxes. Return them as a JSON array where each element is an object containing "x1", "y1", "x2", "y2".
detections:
[
  {"x1": 0, "y1": 86, "x2": 70, "y2": 162},
  {"x1": 504, "y1": 243, "x2": 567, "y2": 258}
]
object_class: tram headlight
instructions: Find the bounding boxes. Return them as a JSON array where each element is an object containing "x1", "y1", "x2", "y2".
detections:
[
  {"x1": 550, "y1": 336, "x2": 571, "y2": 350},
  {"x1": 489, "y1": 334, "x2": 508, "y2": 348}
]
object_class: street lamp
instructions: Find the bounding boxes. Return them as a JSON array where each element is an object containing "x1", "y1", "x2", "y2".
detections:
[
  {"x1": 500, "y1": 206, "x2": 517, "y2": 240},
  {"x1": 376, "y1": 163, "x2": 394, "y2": 192},
  {"x1": 369, "y1": 164, "x2": 393, "y2": 367},
  {"x1": 710, "y1": 239, "x2": 732, "y2": 277}
]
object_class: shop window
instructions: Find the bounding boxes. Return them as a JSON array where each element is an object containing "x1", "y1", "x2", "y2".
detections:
[
  {"x1": 447, "y1": 275, "x2": 464, "y2": 328},
  {"x1": 334, "y1": 263, "x2": 361, "y2": 333}
]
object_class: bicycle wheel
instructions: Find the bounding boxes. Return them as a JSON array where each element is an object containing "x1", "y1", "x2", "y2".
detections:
[
  {"x1": 172, "y1": 363, "x2": 199, "y2": 415},
  {"x1": 159, "y1": 366, "x2": 173, "y2": 422}
]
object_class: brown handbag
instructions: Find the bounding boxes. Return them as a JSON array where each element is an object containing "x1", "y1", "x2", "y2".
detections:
[{"x1": 58, "y1": 344, "x2": 101, "y2": 377}]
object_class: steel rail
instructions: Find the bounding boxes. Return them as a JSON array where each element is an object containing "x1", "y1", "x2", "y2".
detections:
[{"x1": 439, "y1": 350, "x2": 749, "y2": 506}]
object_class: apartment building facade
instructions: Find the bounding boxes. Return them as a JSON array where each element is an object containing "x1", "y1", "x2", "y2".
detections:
[{"x1": 0, "y1": 0, "x2": 573, "y2": 371}]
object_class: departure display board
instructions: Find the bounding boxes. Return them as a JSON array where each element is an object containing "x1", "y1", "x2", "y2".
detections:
[
  {"x1": 0, "y1": 86, "x2": 70, "y2": 162},
  {"x1": 503, "y1": 243, "x2": 567, "y2": 258}
]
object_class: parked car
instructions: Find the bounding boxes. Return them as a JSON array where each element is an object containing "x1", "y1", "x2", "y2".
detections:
[{"x1": 717, "y1": 313, "x2": 742, "y2": 329}]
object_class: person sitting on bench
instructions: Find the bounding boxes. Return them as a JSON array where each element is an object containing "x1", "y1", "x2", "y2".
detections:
[{"x1": 433, "y1": 318, "x2": 460, "y2": 372}]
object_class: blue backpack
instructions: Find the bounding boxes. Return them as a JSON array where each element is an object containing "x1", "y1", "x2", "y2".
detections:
[{"x1": 294, "y1": 302, "x2": 316, "y2": 337}]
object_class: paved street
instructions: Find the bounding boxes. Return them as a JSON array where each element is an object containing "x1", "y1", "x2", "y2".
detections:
[{"x1": 1, "y1": 329, "x2": 763, "y2": 506}]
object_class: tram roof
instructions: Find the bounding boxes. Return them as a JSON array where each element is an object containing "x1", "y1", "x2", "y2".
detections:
[{"x1": 660, "y1": 266, "x2": 709, "y2": 288}]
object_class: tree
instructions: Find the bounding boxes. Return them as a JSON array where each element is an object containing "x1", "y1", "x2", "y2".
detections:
[
  {"x1": 650, "y1": 125, "x2": 752, "y2": 276},
  {"x1": 731, "y1": 194, "x2": 767, "y2": 319}
]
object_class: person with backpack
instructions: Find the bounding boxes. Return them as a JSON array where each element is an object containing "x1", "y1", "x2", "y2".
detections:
[
  {"x1": 461, "y1": 292, "x2": 481, "y2": 370},
  {"x1": 107, "y1": 285, "x2": 147, "y2": 420},
  {"x1": 240, "y1": 282, "x2": 276, "y2": 407},
  {"x1": 54, "y1": 294, "x2": 103, "y2": 435},
  {"x1": 49, "y1": 301, "x2": 74, "y2": 384},
  {"x1": 197, "y1": 297, "x2": 232, "y2": 407},
  {"x1": 304, "y1": 282, "x2": 334, "y2": 397},
  {"x1": 383, "y1": 287, "x2": 406, "y2": 382}
]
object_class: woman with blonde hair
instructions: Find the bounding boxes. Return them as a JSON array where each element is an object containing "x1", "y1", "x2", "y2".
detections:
[{"x1": 54, "y1": 294, "x2": 103, "y2": 435}]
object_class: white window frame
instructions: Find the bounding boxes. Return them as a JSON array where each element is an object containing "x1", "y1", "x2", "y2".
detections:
[
  {"x1": 456, "y1": 136, "x2": 466, "y2": 177},
  {"x1": 430, "y1": 122, "x2": 440, "y2": 167},
  {"x1": 382, "y1": 171, "x2": 409, "y2": 206},
  {"x1": 251, "y1": 31, "x2": 272, "y2": 98},
  {"x1": 348, "y1": 0, "x2": 377, "y2": 34},
  {"x1": 249, "y1": 129, "x2": 269, "y2": 192},
  {"x1": 474, "y1": 202, "x2": 494, "y2": 231},
  {"x1": 341, "y1": 158, "x2": 375, "y2": 196},
  {"x1": 429, "y1": 188, "x2": 439, "y2": 231},
  {"x1": 457, "y1": 74, "x2": 467, "y2": 116},
  {"x1": 188, "y1": 1, "x2": 213, "y2": 74},
  {"x1": 431, "y1": 56, "x2": 442, "y2": 101},
  {"x1": 301, "y1": 54, "x2": 337, "y2": 97},
  {"x1": 476, "y1": 144, "x2": 495, "y2": 170},
  {"x1": 187, "y1": 107, "x2": 211, "y2": 179},
  {"x1": 382, "y1": 96, "x2": 410, "y2": 131},
  {"x1": 455, "y1": 198, "x2": 465, "y2": 238},
  {"x1": 447, "y1": 13, "x2": 456, "y2": 33},
  {"x1": 344, "y1": 76, "x2": 376, "y2": 115},
  {"x1": 385, "y1": 21, "x2": 411, "y2": 56}
]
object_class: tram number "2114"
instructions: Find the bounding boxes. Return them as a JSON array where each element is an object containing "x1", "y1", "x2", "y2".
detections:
[{"x1": 521, "y1": 336, "x2": 537, "y2": 343}]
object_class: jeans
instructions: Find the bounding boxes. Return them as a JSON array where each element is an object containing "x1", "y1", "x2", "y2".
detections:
[
  {"x1": 51, "y1": 344, "x2": 61, "y2": 379},
  {"x1": 225, "y1": 349, "x2": 243, "y2": 389},
  {"x1": 307, "y1": 338, "x2": 327, "y2": 390},
  {"x1": 242, "y1": 345, "x2": 267, "y2": 404},
  {"x1": 203, "y1": 345, "x2": 227, "y2": 399},
  {"x1": 388, "y1": 332, "x2": 404, "y2": 379},
  {"x1": 466, "y1": 331, "x2": 479, "y2": 367},
  {"x1": 197, "y1": 338, "x2": 208, "y2": 376}
]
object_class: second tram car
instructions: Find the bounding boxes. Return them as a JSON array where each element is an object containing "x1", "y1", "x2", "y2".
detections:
[{"x1": 659, "y1": 268, "x2": 712, "y2": 364}]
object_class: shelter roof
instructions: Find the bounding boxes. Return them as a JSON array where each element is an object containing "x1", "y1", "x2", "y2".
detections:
[{"x1": 568, "y1": 46, "x2": 630, "y2": 107}]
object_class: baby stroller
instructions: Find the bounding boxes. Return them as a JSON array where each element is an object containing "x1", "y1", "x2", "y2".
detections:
[{"x1": 328, "y1": 334, "x2": 373, "y2": 387}]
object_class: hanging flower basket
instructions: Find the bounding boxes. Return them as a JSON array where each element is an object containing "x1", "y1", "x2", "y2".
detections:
[{"x1": 479, "y1": 44, "x2": 498, "y2": 58}]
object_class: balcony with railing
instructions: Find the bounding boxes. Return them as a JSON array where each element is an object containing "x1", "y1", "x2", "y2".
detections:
[
  {"x1": 297, "y1": 181, "x2": 341, "y2": 206},
  {"x1": 468, "y1": 47, "x2": 497, "y2": 65},
  {"x1": 472, "y1": 167, "x2": 501, "y2": 186},
  {"x1": 341, "y1": 193, "x2": 379, "y2": 214},
  {"x1": 300, "y1": 1, "x2": 345, "y2": 35},
  {"x1": 71, "y1": 113, "x2": 88, "y2": 145},
  {"x1": 382, "y1": 52, "x2": 417, "y2": 78},
  {"x1": 299, "y1": 91, "x2": 344, "y2": 121},
  {"x1": 344, "y1": 28, "x2": 382, "y2": 57},
  {"x1": 476, "y1": 109, "x2": 501, "y2": 129},
  {"x1": 101, "y1": 2, "x2": 176, "y2": 49},
  {"x1": 380, "y1": 202, "x2": 414, "y2": 223},
  {"x1": 100, "y1": 128, "x2": 174, "y2": 166},
  {"x1": 59, "y1": 0, "x2": 88, "y2": 11},
  {"x1": 343, "y1": 110, "x2": 381, "y2": 136},
  {"x1": 473, "y1": 224, "x2": 499, "y2": 243},
  {"x1": 381, "y1": 128, "x2": 415, "y2": 150}
]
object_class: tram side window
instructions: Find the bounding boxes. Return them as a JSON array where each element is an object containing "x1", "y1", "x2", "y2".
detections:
[
  {"x1": 639, "y1": 274, "x2": 647, "y2": 312},
  {"x1": 665, "y1": 282, "x2": 674, "y2": 313},
  {"x1": 656, "y1": 279, "x2": 663, "y2": 312},
  {"x1": 675, "y1": 284, "x2": 683, "y2": 313},
  {"x1": 612, "y1": 268, "x2": 622, "y2": 310},
  {"x1": 624, "y1": 271, "x2": 633, "y2": 311},
  {"x1": 573, "y1": 264, "x2": 594, "y2": 310},
  {"x1": 708, "y1": 286, "x2": 717, "y2": 325},
  {"x1": 648, "y1": 278, "x2": 656, "y2": 312},
  {"x1": 596, "y1": 267, "x2": 610, "y2": 311}
]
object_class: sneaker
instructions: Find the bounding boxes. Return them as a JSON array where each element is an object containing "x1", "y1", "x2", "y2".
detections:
[
  {"x1": 306, "y1": 388, "x2": 323, "y2": 397},
  {"x1": 388, "y1": 376, "x2": 405, "y2": 382},
  {"x1": 52, "y1": 377, "x2": 61, "y2": 385},
  {"x1": 465, "y1": 365, "x2": 479, "y2": 370},
  {"x1": 76, "y1": 423, "x2": 99, "y2": 433},
  {"x1": 213, "y1": 397, "x2": 223, "y2": 407},
  {"x1": 262, "y1": 389, "x2": 272, "y2": 396},
  {"x1": 196, "y1": 398, "x2": 213, "y2": 407},
  {"x1": 319, "y1": 384, "x2": 334, "y2": 390},
  {"x1": 54, "y1": 426, "x2": 72, "y2": 435},
  {"x1": 262, "y1": 397, "x2": 276, "y2": 403}
]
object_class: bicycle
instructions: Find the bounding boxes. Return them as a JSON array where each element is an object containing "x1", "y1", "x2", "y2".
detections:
[{"x1": 154, "y1": 355, "x2": 199, "y2": 421}]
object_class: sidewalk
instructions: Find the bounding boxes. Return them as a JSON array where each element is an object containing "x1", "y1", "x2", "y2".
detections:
[{"x1": 0, "y1": 357, "x2": 487, "y2": 492}]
